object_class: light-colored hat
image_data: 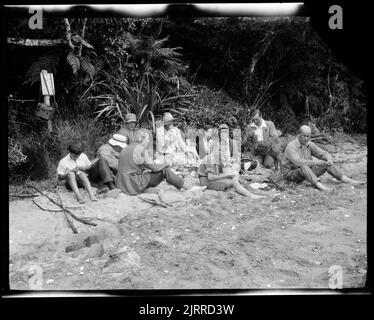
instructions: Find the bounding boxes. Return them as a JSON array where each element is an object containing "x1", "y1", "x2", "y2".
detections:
[
  {"x1": 163, "y1": 112, "x2": 174, "y2": 122},
  {"x1": 109, "y1": 134, "x2": 127, "y2": 148},
  {"x1": 125, "y1": 113, "x2": 137, "y2": 123},
  {"x1": 218, "y1": 123, "x2": 229, "y2": 131}
]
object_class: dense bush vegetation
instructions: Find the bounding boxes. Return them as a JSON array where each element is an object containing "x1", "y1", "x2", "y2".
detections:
[{"x1": 6, "y1": 16, "x2": 366, "y2": 180}]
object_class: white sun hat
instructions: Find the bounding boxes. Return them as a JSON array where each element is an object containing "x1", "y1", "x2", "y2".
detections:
[
  {"x1": 163, "y1": 112, "x2": 174, "y2": 122},
  {"x1": 109, "y1": 134, "x2": 127, "y2": 148}
]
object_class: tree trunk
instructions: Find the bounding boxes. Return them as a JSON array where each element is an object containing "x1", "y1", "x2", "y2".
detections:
[
  {"x1": 305, "y1": 95, "x2": 310, "y2": 117},
  {"x1": 64, "y1": 18, "x2": 74, "y2": 50},
  {"x1": 78, "y1": 18, "x2": 88, "y2": 56},
  {"x1": 244, "y1": 31, "x2": 277, "y2": 119}
]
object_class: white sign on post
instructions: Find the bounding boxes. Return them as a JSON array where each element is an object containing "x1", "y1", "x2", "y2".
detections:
[{"x1": 40, "y1": 70, "x2": 55, "y2": 96}]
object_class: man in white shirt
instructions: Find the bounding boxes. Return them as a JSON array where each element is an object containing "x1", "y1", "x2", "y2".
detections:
[
  {"x1": 156, "y1": 112, "x2": 199, "y2": 166},
  {"x1": 57, "y1": 141, "x2": 97, "y2": 203},
  {"x1": 246, "y1": 109, "x2": 282, "y2": 171}
]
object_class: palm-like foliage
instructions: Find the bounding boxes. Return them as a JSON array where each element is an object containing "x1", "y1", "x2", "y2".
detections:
[
  {"x1": 25, "y1": 27, "x2": 96, "y2": 86},
  {"x1": 91, "y1": 72, "x2": 195, "y2": 132},
  {"x1": 122, "y1": 32, "x2": 186, "y2": 84},
  {"x1": 88, "y1": 25, "x2": 194, "y2": 131}
]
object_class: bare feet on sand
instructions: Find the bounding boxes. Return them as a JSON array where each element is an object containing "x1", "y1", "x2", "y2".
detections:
[
  {"x1": 187, "y1": 186, "x2": 207, "y2": 192},
  {"x1": 249, "y1": 193, "x2": 265, "y2": 199},
  {"x1": 341, "y1": 175, "x2": 365, "y2": 185},
  {"x1": 77, "y1": 196, "x2": 86, "y2": 204},
  {"x1": 315, "y1": 182, "x2": 333, "y2": 192}
]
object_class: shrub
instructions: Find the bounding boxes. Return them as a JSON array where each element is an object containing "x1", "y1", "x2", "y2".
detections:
[
  {"x1": 50, "y1": 115, "x2": 111, "y2": 162},
  {"x1": 8, "y1": 137, "x2": 28, "y2": 172},
  {"x1": 12, "y1": 116, "x2": 111, "y2": 180}
]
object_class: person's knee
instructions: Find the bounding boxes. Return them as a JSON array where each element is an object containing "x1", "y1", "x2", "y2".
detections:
[
  {"x1": 79, "y1": 172, "x2": 89, "y2": 182},
  {"x1": 231, "y1": 179, "x2": 240, "y2": 188},
  {"x1": 99, "y1": 157, "x2": 109, "y2": 169},
  {"x1": 263, "y1": 162, "x2": 272, "y2": 169},
  {"x1": 163, "y1": 167, "x2": 174, "y2": 176},
  {"x1": 67, "y1": 171, "x2": 76, "y2": 180},
  {"x1": 300, "y1": 165, "x2": 312, "y2": 176}
]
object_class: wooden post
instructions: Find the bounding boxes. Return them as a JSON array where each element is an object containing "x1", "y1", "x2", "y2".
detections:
[{"x1": 40, "y1": 70, "x2": 55, "y2": 132}]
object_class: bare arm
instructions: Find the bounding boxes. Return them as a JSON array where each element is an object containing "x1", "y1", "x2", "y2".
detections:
[
  {"x1": 207, "y1": 172, "x2": 235, "y2": 181},
  {"x1": 140, "y1": 147, "x2": 170, "y2": 172},
  {"x1": 310, "y1": 142, "x2": 332, "y2": 162},
  {"x1": 143, "y1": 162, "x2": 169, "y2": 172}
]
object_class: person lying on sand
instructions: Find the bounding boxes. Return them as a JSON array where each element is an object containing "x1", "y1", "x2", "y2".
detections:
[
  {"x1": 197, "y1": 142, "x2": 264, "y2": 199},
  {"x1": 56, "y1": 140, "x2": 97, "y2": 203},
  {"x1": 282, "y1": 125, "x2": 365, "y2": 192},
  {"x1": 89, "y1": 134, "x2": 127, "y2": 190},
  {"x1": 116, "y1": 129, "x2": 206, "y2": 196}
]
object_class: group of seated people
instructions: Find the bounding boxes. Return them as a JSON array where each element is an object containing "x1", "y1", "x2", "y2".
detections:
[{"x1": 57, "y1": 110, "x2": 364, "y2": 203}]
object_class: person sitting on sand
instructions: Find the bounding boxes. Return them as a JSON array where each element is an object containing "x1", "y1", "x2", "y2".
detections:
[
  {"x1": 282, "y1": 125, "x2": 364, "y2": 192},
  {"x1": 197, "y1": 141, "x2": 264, "y2": 199},
  {"x1": 156, "y1": 112, "x2": 199, "y2": 166},
  {"x1": 89, "y1": 134, "x2": 127, "y2": 190},
  {"x1": 56, "y1": 140, "x2": 97, "y2": 203},
  {"x1": 116, "y1": 129, "x2": 206, "y2": 196},
  {"x1": 117, "y1": 113, "x2": 138, "y2": 144},
  {"x1": 197, "y1": 126, "x2": 214, "y2": 159},
  {"x1": 245, "y1": 109, "x2": 282, "y2": 171},
  {"x1": 217, "y1": 123, "x2": 241, "y2": 173}
]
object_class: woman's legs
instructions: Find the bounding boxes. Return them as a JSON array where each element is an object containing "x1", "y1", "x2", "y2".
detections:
[
  {"x1": 66, "y1": 171, "x2": 85, "y2": 203},
  {"x1": 230, "y1": 175, "x2": 264, "y2": 199}
]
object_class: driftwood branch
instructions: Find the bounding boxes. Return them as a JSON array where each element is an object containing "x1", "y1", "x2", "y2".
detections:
[
  {"x1": 10, "y1": 193, "x2": 39, "y2": 198},
  {"x1": 27, "y1": 184, "x2": 97, "y2": 234},
  {"x1": 32, "y1": 199, "x2": 64, "y2": 212},
  {"x1": 56, "y1": 192, "x2": 78, "y2": 234}
]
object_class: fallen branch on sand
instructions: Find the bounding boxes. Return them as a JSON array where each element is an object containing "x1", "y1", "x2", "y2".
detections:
[
  {"x1": 32, "y1": 199, "x2": 64, "y2": 213},
  {"x1": 138, "y1": 197, "x2": 169, "y2": 208},
  {"x1": 27, "y1": 183, "x2": 97, "y2": 234},
  {"x1": 9, "y1": 193, "x2": 39, "y2": 198}
]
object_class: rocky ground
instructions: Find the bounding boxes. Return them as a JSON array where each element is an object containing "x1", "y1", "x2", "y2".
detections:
[{"x1": 8, "y1": 134, "x2": 367, "y2": 290}]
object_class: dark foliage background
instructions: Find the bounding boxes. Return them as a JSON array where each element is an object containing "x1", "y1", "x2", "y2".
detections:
[{"x1": 6, "y1": 16, "x2": 367, "y2": 180}]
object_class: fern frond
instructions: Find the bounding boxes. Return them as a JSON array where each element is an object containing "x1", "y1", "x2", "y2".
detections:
[
  {"x1": 153, "y1": 37, "x2": 169, "y2": 49},
  {"x1": 25, "y1": 54, "x2": 60, "y2": 85},
  {"x1": 80, "y1": 56, "x2": 96, "y2": 79},
  {"x1": 66, "y1": 51, "x2": 80, "y2": 74}
]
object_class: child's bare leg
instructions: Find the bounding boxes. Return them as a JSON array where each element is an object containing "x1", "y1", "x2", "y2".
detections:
[
  {"x1": 67, "y1": 171, "x2": 85, "y2": 203},
  {"x1": 79, "y1": 172, "x2": 98, "y2": 201},
  {"x1": 231, "y1": 175, "x2": 264, "y2": 199}
]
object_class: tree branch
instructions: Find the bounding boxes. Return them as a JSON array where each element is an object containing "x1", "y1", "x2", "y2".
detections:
[
  {"x1": 64, "y1": 18, "x2": 75, "y2": 50},
  {"x1": 26, "y1": 183, "x2": 97, "y2": 233},
  {"x1": 78, "y1": 18, "x2": 88, "y2": 56}
]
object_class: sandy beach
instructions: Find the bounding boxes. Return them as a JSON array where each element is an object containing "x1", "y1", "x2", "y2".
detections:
[{"x1": 9, "y1": 136, "x2": 367, "y2": 290}]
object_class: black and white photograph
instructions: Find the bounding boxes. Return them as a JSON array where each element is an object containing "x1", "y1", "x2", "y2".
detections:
[{"x1": 4, "y1": 3, "x2": 368, "y2": 296}]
